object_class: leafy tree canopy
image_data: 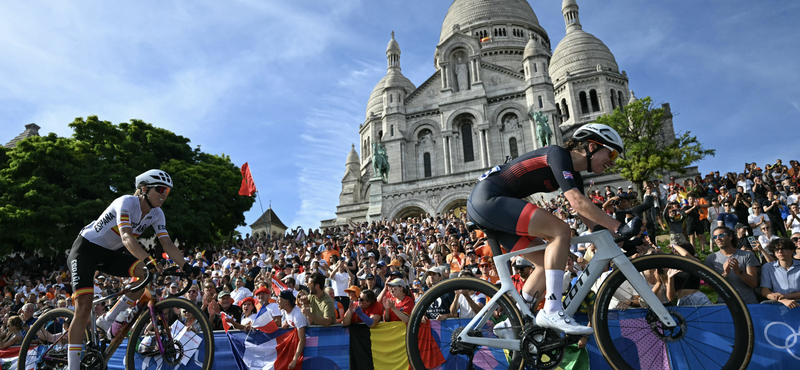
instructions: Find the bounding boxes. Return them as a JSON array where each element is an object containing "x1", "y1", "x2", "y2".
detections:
[
  {"x1": 0, "y1": 116, "x2": 254, "y2": 256},
  {"x1": 594, "y1": 96, "x2": 715, "y2": 195}
]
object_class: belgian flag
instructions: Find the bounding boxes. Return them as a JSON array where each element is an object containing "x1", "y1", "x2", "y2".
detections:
[{"x1": 349, "y1": 321, "x2": 444, "y2": 370}]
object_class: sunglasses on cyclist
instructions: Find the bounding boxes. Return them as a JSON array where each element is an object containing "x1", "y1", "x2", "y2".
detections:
[
  {"x1": 589, "y1": 140, "x2": 618, "y2": 162},
  {"x1": 152, "y1": 186, "x2": 170, "y2": 196}
]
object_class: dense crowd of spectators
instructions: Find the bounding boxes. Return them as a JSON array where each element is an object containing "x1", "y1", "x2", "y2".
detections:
[{"x1": 2, "y1": 160, "x2": 799, "y2": 353}]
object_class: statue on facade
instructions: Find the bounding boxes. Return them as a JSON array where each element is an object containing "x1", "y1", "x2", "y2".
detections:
[
  {"x1": 455, "y1": 57, "x2": 468, "y2": 92},
  {"x1": 529, "y1": 107, "x2": 553, "y2": 147},
  {"x1": 372, "y1": 143, "x2": 390, "y2": 182}
]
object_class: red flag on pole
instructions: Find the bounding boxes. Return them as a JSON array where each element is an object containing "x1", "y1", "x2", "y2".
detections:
[{"x1": 239, "y1": 162, "x2": 257, "y2": 196}]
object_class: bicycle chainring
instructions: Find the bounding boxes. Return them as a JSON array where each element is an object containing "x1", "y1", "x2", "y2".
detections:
[
  {"x1": 646, "y1": 309, "x2": 687, "y2": 343},
  {"x1": 80, "y1": 348, "x2": 105, "y2": 370},
  {"x1": 520, "y1": 325, "x2": 564, "y2": 370}
]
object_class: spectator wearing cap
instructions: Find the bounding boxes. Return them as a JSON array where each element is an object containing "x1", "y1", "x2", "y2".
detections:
[
  {"x1": 342, "y1": 289, "x2": 382, "y2": 328},
  {"x1": 227, "y1": 297, "x2": 258, "y2": 330},
  {"x1": 375, "y1": 260, "x2": 389, "y2": 288},
  {"x1": 167, "y1": 282, "x2": 181, "y2": 297},
  {"x1": 208, "y1": 290, "x2": 242, "y2": 330},
  {"x1": 511, "y1": 258, "x2": 534, "y2": 296},
  {"x1": 760, "y1": 238, "x2": 800, "y2": 309},
  {"x1": 360, "y1": 273, "x2": 380, "y2": 297},
  {"x1": 478, "y1": 257, "x2": 499, "y2": 284},
  {"x1": 254, "y1": 286, "x2": 282, "y2": 326},
  {"x1": 277, "y1": 290, "x2": 306, "y2": 370},
  {"x1": 301, "y1": 272, "x2": 335, "y2": 327},
  {"x1": 383, "y1": 278, "x2": 414, "y2": 324}
]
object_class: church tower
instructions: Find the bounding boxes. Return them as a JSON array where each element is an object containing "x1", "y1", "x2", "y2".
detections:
[
  {"x1": 549, "y1": 0, "x2": 629, "y2": 132},
  {"x1": 522, "y1": 34, "x2": 557, "y2": 149},
  {"x1": 381, "y1": 32, "x2": 410, "y2": 183}
]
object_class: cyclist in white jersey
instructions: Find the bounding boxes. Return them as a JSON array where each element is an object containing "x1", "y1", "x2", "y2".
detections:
[{"x1": 66, "y1": 169, "x2": 189, "y2": 370}]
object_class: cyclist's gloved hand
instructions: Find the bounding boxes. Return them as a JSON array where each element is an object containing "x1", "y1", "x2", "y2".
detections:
[
  {"x1": 144, "y1": 258, "x2": 158, "y2": 271},
  {"x1": 621, "y1": 237, "x2": 644, "y2": 257},
  {"x1": 615, "y1": 217, "x2": 643, "y2": 240}
]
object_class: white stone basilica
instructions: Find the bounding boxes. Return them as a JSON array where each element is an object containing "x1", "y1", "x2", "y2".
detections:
[{"x1": 322, "y1": 0, "x2": 678, "y2": 226}]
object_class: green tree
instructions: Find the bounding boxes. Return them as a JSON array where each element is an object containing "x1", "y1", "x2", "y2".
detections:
[
  {"x1": 0, "y1": 116, "x2": 254, "y2": 255},
  {"x1": 594, "y1": 96, "x2": 715, "y2": 196}
]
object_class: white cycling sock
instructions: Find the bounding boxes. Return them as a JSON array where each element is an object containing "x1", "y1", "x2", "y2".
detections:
[
  {"x1": 68, "y1": 344, "x2": 82, "y2": 370},
  {"x1": 106, "y1": 295, "x2": 135, "y2": 322},
  {"x1": 543, "y1": 269, "x2": 564, "y2": 314}
]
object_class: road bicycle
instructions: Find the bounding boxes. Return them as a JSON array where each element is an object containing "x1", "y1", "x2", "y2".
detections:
[
  {"x1": 406, "y1": 224, "x2": 754, "y2": 370},
  {"x1": 18, "y1": 266, "x2": 214, "y2": 370}
]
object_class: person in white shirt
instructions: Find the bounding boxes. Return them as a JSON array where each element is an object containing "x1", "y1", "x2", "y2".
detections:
[
  {"x1": 329, "y1": 258, "x2": 354, "y2": 308},
  {"x1": 748, "y1": 204, "x2": 769, "y2": 237},
  {"x1": 278, "y1": 290, "x2": 306, "y2": 370},
  {"x1": 786, "y1": 204, "x2": 800, "y2": 234},
  {"x1": 230, "y1": 277, "x2": 253, "y2": 303}
]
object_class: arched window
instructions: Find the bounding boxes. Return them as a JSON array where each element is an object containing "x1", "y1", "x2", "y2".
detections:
[
  {"x1": 389, "y1": 94, "x2": 393, "y2": 103},
  {"x1": 590, "y1": 89, "x2": 600, "y2": 112},
  {"x1": 509, "y1": 138, "x2": 519, "y2": 159},
  {"x1": 618, "y1": 91, "x2": 624, "y2": 108},
  {"x1": 579, "y1": 92, "x2": 589, "y2": 115},
  {"x1": 533, "y1": 63, "x2": 538, "y2": 73},
  {"x1": 461, "y1": 123, "x2": 474, "y2": 162},
  {"x1": 538, "y1": 95, "x2": 543, "y2": 109},
  {"x1": 610, "y1": 89, "x2": 617, "y2": 110},
  {"x1": 561, "y1": 99, "x2": 570, "y2": 119},
  {"x1": 378, "y1": 131, "x2": 382, "y2": 141},
  {"x1": 423, "y1": 153, "x2": 432, "y2": 178}
]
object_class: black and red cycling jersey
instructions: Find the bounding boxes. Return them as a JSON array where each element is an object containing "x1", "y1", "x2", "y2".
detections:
[
  {"x1": 467, "y1": 146, "x2": 584, "y2": 252},
  {"x1": 482, "y1": 146, "x2": 585, "y2": 197}
]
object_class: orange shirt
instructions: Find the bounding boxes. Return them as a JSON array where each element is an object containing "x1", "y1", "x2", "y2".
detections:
[
  {"x1": 447, "y1": 253, "x2": 466, "y2": 273},
  {"x1": 386, "y1": 295, "x2": 414, "y2": 322},
  {"x1": 697, "y1": 198, "x2": 709, "y2": 220}
]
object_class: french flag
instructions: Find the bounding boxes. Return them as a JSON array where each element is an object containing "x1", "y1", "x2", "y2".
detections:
[{"x1": 222, "y1": 311, "x2": 302, "y2": 370}]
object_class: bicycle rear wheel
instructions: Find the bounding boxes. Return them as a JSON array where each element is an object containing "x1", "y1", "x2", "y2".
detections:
[
  {"x1": 592, "y1": 254, "x2": 754, "y2": 370},
  {"x1": 125, "y1": 298, "x2": 214, "y2": 370},
  {"x1": 17, "y1": 308, "x2": 95, "y2": 370},
  {"x1": 406, "y1": 277, "x2": 526, "y2": 370}
]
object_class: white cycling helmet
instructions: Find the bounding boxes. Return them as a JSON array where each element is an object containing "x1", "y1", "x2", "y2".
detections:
[
  {"x1": 572, "y1": 124, "x2": 624, "y2": 153},
  {"x1": 135, "y1": 169, "x2": 173, "y2": 189}
]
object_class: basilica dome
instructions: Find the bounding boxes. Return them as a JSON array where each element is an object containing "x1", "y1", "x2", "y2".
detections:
[
  {"x1": 549, "y1": 1, "x2": 619, "y2": 84},
  {"x1": 365, "y1": 73, "x2": 416, "y2": 119},
  {"x1": 439, "y1": 0, "x2": 546, "y2": 44}
]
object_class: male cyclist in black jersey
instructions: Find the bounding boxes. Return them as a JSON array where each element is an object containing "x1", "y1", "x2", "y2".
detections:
[
  {"x1": 468, "y1": 124, "x2": 633, "y2": 335},
  {"x1": 66, "y1": 170, "x2": 190, "y2": 370}
]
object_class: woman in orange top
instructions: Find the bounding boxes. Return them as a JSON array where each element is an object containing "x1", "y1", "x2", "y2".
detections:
[{"x1": 446, "y1": 241, "x2": 466, "y2": 279}]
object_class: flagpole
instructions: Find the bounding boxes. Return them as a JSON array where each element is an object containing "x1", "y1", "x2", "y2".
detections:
[{"x1": 256, "y1": 191, "x2": 265, "y2": 214}]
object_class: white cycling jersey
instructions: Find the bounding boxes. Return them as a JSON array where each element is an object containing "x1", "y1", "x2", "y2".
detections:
[{"x1": 79, "y1": 195, "x2": 170, "y2": 250}]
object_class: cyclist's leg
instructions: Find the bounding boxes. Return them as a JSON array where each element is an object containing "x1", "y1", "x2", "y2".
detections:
[
  {"x1": 96, "y1": 252, "x2": 145, "y2": 327},
  {"x1": 524, "y1": 209, "x2": 572, "y2": 310},
  {"x1": 66, "y1": 237, "x2": 99, "y2": 370}
]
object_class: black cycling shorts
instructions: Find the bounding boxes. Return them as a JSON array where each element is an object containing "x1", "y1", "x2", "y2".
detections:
[
  {"x1": 67, "y1": 236, "x2": 139, "y2": 297},
  {"x1": 468, "y1": 180, "x2": 542, "y2": 253}
]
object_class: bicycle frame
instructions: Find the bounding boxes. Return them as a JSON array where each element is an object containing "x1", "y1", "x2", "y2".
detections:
[{"x1": 456, "y1": 229, "x2": 677, "y2": 350}]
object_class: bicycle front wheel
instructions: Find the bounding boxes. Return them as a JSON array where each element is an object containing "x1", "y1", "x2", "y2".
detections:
[
  {"x1": 17, "y1": 308, "x2": 93, "y2": 370},
  {"x1": 592, "y1": 254, "x2": 754, "y2": 370},
  {"x1": 125, "y1": 298, "x2": 214, "y2": 370},
  {"x1": 406, "y1": 277, "x2": 526, "y2": 370}
]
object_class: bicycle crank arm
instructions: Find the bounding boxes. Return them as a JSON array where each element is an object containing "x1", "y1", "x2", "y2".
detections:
[{"x1": 537, "y1": 335, "x2": 581, "y2": 353}]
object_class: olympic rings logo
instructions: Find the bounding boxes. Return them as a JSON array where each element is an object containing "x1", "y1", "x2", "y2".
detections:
[{"x1": 764, "y1": 321, "x2": 800, "y2": 361}]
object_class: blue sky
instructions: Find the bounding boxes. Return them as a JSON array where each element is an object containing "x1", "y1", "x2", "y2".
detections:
[{"x1": 1, "y1": 0, "x2": 798, "y2": 234}]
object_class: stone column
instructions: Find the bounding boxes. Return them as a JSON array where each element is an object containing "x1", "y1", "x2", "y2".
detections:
[
  {"x1": 479, "y1": 129, "x2": 487, "y2": 167},
  {"x1": 442, "y1": 135, "x2": 451, "y2": 175},
  {"x1": 440, "y1": 63, "x2": 450, "y2": 90}
]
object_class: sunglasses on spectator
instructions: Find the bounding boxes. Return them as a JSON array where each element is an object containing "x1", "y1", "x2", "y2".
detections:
[
  {"x1": 152, "y1": 186, "x2": 170, "y2": 196},
  {"x1": 711, "y1": 233, "x2": 728, "y2": 240},
  {"x1": 589, "y1": 140, "x2": 618, "y2": 161},
  {"x1": 775, "y1": 248, "x2": 794, "y2": 254},
  {"x1": 358, "y1": 298, "x2": 367, "y2": 302},
  {"x1": 792, "y1": 237, "x2": 800, "y2": 243}
]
